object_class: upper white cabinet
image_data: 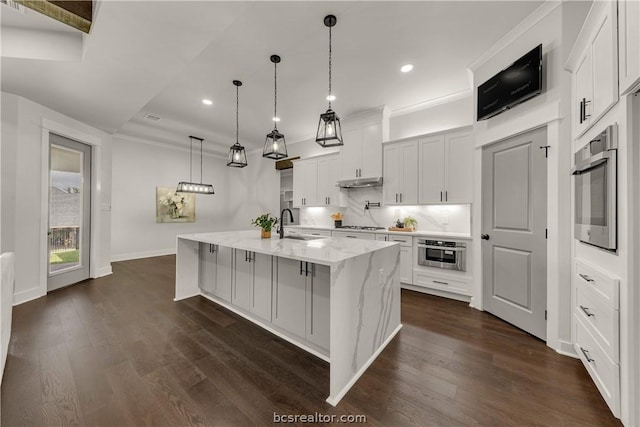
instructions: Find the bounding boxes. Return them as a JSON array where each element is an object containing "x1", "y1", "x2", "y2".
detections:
[
  {"x1": 383, "y1": 140, "x2": 418, "y2": 205},
  {"x1": 619, "y1": 0, "x2": 640, "y2": 94},
  {"x1": 567, "y1": 0, "x2": 618, "y2": 139},
  {"x1": 340, "y1": 123, "x2": 383, "y2": 180},
  {"x1": 418, "y1": 129, "x2": 473, "y2": 204},
  {"x1": 293, "y1": 154, "x2": 344, "y2": 208}
]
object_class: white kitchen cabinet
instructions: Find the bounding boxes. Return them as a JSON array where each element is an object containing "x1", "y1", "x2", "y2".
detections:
[
  {"x1": 199, "y1": 243, "x2": 217, "y2": 294},
  {"x1": 302, "y1": 229, "x2": 333, "y2": 237},
  {"x1": 294, "y1": 155, "x2": 343, "y2": 207},
  {"x1": 376, "y1": 234, "x2": 413, "y2": 284},
  {"x1": 418, "y1": 129, "x2": 473, "y2": 204},
  {"x1": 273, "y1": 257, "x2": 308, "y2": 339},
  {"x1": 340, "y1": 123, "x2": 383, "y2": 180},
  {"x1": 201, "y1": 245, "x2": 233, "y2": 302},
  {"x1": 413, "y1": 270, "x2": 471, "y2": 296},
  {"x1": 233, "y1": 249, "x2": 253, "y2": 312},
  {"x1": 317, "y1": 154, "x2": 342, "y2": 207},
  {"x1": 568, "y1": 0, "x2": 618, "y2": 139},
  {"x1": 305, "y1": 263, "x2": 330, "y2": 350},
  {"x1": 383, "y1": 140, "x2": 418, "y2": 205},
  {"x1": 332, "y1": 230, "x2": 376, "y2": 240},
  {"x1": 293, "y1": 159, "x2": 318, "y2": 207},
  {"x1": 619, "y1": 0, "x2": 640, "y2": 94},
  {"x1": 252, "y1": 252, "x2": 273, "y2": 321}
]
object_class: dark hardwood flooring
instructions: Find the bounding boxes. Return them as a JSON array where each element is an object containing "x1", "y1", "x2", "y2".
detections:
[{"x1": 1, "y1": 255, "x2": 622, "y2": 426}]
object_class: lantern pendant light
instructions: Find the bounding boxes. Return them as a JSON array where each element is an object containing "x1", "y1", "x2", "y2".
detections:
[
  {"x1": 316, "y1": 14, "x2": 343, "y2": 147},
  {"x1": 263, "y1": 55, "x2": 288, "y2": 160},
  {"x1": 176, "y1": 136, "x2": 215, "y2": 194},
  {"x1": 227, "y1": 80, "x2": 248, "y2": 167}
]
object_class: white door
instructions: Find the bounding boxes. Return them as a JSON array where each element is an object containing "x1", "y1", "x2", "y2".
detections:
[
  {"x1": 215, "y1": 246, "x2": 233, "y2": 302},
  {"x1": 47, "y1": 134, "x2": 91, "y2": 291},
  {"x1": 251, "y1": 253, "x2": 272, "y2": 321},
  {"x1": 199, "y1": 243, "x2": 217, "y2": 294},
  {"x1": 233, "y1": 249, "x2": 253, "y2": 311},
  {"x1": 303, "y1": 161, "x2": 318, "y2": 207},
  {"x1": 482, "y1": 127, "x2": 547, "y2": 340},
  {"x1": 340, "y1": 128, "x2": 361, "y2": 180},
  {"x1": 400, "y1": 141, "x2": 418, "y2": 204},
  {"x1": 273, "y1": 257, "x2": 306, "y2": 338},
  {"x1": 574, "y1": 52, "x2": 593, "y2": 136},
  {"x1": 590, "y1": 9, "x2": 617, "y2": 121},
  {"x1": 383, "y1": 144, "x2": 400, "y2": 205},
  {"x1": 418, "y1": 136, "x2": 445, "y2": 203}
]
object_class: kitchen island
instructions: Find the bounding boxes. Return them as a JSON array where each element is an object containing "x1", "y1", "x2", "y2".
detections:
[{"x1": 174, "y1": 230, "x2": 401, "y2": 405}]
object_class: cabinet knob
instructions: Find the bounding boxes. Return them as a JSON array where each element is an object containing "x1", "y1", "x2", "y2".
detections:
[{"x1": 481, "y1": 234, "x2": 490, "y2": 240}]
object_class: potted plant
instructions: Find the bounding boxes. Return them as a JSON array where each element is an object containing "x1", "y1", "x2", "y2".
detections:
[
  {"x1": 403, "y1": 216, "x2": 418, "y2": 231},
  {"x1": 251, "y1": 213, "x2": 279, "y2": 238}
]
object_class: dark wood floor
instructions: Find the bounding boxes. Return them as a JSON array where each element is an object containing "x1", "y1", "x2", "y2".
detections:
[{"x1": 1, "y1": 255, "x2": 622, "y2": 427}]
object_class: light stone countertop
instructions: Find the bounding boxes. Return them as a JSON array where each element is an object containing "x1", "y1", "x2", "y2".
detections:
[
  {"x1": 178, "y1": 230, "x2": 399, "y2": 268},
  {"x1": 284, "y1": 225, "x2": 472, "y2": 240}
]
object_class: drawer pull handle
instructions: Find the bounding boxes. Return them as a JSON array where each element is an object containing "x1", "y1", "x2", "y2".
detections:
[
  {"x1": 433, "y1": 280, "x2": 449, "y2": 285},
  {"x1": 580, "y1": 347, "x2": 595, "y2": 363},
  {"x1": 579, "y1": 305, "x2": 595, "y2": 317},
  {"x1": 579, "y1": 273, "x2": 594, "y2": 282}
]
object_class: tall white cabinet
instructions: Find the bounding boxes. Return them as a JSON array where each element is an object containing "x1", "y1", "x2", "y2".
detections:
[
  {"x1": 619, "y1": 0, "x2": 640, "y2": 94},
  {"x1": 293, "y1": 154, "x2": 343, "y2": 207}
]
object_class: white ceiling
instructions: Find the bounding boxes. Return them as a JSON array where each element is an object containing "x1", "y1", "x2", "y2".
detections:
[{"x1": 1, "y1": 1, "x2": 544, "y2": 155}]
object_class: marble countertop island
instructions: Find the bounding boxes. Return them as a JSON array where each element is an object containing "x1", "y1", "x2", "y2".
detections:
[{"x1": 174, "y1": 230, "x2": 402, "y2": 406}]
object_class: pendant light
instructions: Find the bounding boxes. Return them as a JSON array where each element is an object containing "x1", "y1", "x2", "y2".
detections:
[
  {"x1": 315, "y1": 14, "x2": 343, "y2": 147},
  {"x1": 176, "y1": 136, "x2": 215, "y2": 194},
  {"x1": 227, "y1": 80, "x2": 248, "y2": 168},
  {"x1": 263, "y1": 55, "x2": 288, "y2": 160}
]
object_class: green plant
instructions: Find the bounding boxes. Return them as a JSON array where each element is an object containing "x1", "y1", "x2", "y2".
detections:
[
  {"x1": 403, "y1": 216, "x2": 418, "y2": 228},
  {"x1": 251, "y1": 213, "x2": 278, "y2": 231}
]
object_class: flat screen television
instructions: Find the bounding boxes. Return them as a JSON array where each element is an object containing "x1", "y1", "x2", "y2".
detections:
[{"x1": 477, "y1": 44, "x2": 542, "y2": 121}]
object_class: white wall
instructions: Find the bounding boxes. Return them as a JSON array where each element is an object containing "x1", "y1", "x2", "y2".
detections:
[
  {"x1": 389, "y1": 96, "x2": 473, "y2": 141},
  {"x1": 111, "y1": 135, "x2": 229, "y2": 261},
  {"x1": 1, "y1": 92, "x2": 113, "y2": 305}
]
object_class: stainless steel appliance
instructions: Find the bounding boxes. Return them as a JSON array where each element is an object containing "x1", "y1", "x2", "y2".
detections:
[
  {"x1": 417, "y1": 239, "x2": 466, "y2": 271},
  {"x1": 571, "y1": 124, "x2": 617, "y2": 251}
]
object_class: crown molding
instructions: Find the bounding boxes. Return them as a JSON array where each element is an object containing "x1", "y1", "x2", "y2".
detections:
[
  {"x1": 467, "y1": 0, "x2": 562, "y2": 72},
  {"x1": 112, "y1": 132, "x2": 228, "y2": 160},
  {"x1": 389, "y1": 89, "x2": 472, "y2": 118}
]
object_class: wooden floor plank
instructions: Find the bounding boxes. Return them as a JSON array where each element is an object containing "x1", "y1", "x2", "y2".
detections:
[{"x1": 1, "y1": 256, "x2": 623, "y2": 427}]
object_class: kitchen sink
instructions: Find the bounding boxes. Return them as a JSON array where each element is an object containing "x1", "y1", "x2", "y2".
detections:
[{"x1": 284, "y1": 234, "x2": 327, "y2": 241}]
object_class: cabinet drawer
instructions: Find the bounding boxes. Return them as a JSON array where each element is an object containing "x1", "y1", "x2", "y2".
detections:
[
  {"x1": 302, "y1": 229, "x2": 332, "y2": 237},
  {"x1": 284, "y1": 227, "x2": 302, "y2": 235},
  {"x1": 413, "y1": 271, "x2": 470, "y2": 296},
  {"x1": 575, "y1": 259, "x2": 619, "y2": 309},
  {"x1": 387, "y1": 235, "x2": 412, "y2": 246},
  {"x1": 575, "y1": 278, "x2": 619, "y2": 362},
  {"x1": 332, "y1": 231, "x2": 376, "y2": 240},
  {"x1": 574, "y1": 315, "x2": 620, "y2": 416}
]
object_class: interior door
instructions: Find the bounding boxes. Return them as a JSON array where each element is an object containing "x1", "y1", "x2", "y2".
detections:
[
  {"x1": 481, "y1": 127, "x2": 547, "y2": 340},
  {"x1": 47, "y1": 134, "x2": 91, "y2": 291}
]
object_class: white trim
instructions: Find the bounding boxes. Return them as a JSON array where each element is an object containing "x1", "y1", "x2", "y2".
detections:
[
  {"x1": 96, "y1": 266, "x2": 112, "y2": 277},
  {"x1": 326, "y1": 323, "x2": 402, "y2": 406},
  {"x1": 113, "y1": 132, "x2": 228, "y2": 160},
  {"x1": 12, "y1": 287, "x2": 42, "y2": 306},
  {"x1": 389, "y1": 90, "x2": 472, "y2": 118},
  {"x1": 468, "y1": 0, "x2": 562, "y2": 72},
  {"x1": 111, "y1": 248, "x2": 176, "y2": 263},
  {"x1": 401, "y1": 283, "x2": 471, "y2": 303},
  {"x1": 199, "y1": 291, "x2": 331, "y2": 363},
  {"x1": 556, "y1": 340, "x2": 579, "y2": 358}
]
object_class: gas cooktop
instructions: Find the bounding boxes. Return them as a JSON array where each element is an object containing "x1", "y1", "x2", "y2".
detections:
[{"x1": 335, "y1": 225, "x2": 386, "y2": 231}]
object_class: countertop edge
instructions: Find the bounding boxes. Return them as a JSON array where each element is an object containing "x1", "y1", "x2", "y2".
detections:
[{"x1": 283, "y1": 225, "x2": 472, "y2": 240}]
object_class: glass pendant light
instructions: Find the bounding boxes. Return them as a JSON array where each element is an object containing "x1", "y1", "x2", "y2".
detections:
[
  {"x1": 176, "y1": 136, "x2": 215, "y2": 194},
  {"x1": 263, "y1": 54, "x2": 288, "y2": 159},
  {"x1": 227, "y1": 80, "x2": 248, "y2": 168},
  {"x1": 316, "y1": 14, "x2": 343, "y2": 147}
]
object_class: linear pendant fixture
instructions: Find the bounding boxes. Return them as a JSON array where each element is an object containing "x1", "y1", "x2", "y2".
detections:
[
  {"x1": 227, "y1": 80, "x2": 248, "y2": 168},
  {"x1": 177, "y1": 136, "x2": 215, "y2": 194},
  {"x1": 316, "y1": 14, "x2": 343, "y2": 147},
  {"x1": 263, "y1": 55, "x2": 288, "y2": 160}
]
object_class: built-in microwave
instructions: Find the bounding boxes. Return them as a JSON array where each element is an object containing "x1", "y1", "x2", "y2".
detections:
[
  {"x1": 571, "y1": 124, "x2": 617, "y2": 251},
  {"x1": 417, "y1": 239, "x2": 466, "y2": 271}
]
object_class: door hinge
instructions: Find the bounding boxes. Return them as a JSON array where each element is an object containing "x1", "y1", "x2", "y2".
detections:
[
  {"x1": 545, "y1": 310, "x2": 548, "y2": 320},
  {"x1": 539, "y1": 145, "x2": 550, "y2": 158}
]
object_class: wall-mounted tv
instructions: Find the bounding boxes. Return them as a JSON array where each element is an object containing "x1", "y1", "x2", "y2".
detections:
[{"x1": 477, "y1": 44, "x2": 542, "y2": 121}]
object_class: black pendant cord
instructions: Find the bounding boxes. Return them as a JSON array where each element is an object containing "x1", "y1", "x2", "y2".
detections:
[
  {"x1": 189, "y1": 136, "x2": 193, "y2": 183},
  {"x1": 328, "y1": 23, "x2": 332, "y2": 110},
  {"x1": 236, "y1": 84, "x2": 239, "y2": 145},
  {"x1": 199, "y1": 138, "x2": 203, "y2": 184},
  {"x1": 274, "y1": 60, "x2": 278, "y2": 130}
]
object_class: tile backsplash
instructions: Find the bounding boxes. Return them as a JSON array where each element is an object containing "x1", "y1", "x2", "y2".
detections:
[{"x1": 299, "y1": 187, "x2": 471, "y2": 234}]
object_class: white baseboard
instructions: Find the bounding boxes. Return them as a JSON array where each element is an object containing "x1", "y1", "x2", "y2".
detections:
[
  {"x1": 95, "y1": 265, "x2": 112, "y2": 277},
  {"x1": 326, "y1": 323, "x2": 403, "y2": 406},
  {"x1": 111, "y1": 248, "x2": 175, "y2": 262},
  {"x1": 401, "y1": 283, "x2": 472, "y2": 303},
  {"x1": 13, "y1": 287, "x2": 43, "y2": 306},
  {"x1": 555, "y1": 340, "x2": 578, "y2": 358}
]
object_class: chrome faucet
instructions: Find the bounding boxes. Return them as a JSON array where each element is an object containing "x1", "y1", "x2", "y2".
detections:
[{"x1": 279, "y1": 208, "x2": 294, "y2": 239}]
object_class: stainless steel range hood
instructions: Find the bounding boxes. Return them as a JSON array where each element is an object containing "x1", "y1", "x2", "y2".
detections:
[{"x1": 337, "y1": 176, "x2": 383, "y2": 188}]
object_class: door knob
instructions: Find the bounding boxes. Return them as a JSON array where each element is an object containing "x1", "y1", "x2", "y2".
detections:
[{"x1": 481, "y1": 234, "x2": 490, "y2": 240}]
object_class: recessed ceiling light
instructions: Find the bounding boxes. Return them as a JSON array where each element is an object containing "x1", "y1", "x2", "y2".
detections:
[
  {"x1": 401, "y1": 64, "x2": 413, "y2": 73},
  {"x1": 326, "y1": 94, "x2": 336, "y2": 101},
  {"x1": 202, "y1": 99, "x2": 213, "y2": 105}
]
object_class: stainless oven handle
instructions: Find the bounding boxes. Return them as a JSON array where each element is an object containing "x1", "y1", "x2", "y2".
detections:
[
  {"x1": 571, "y1": 151, "x2": 612, "y2": 175},
  {"x1": 417, "y1": 244, "x2": 466, "y2": 251}
]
